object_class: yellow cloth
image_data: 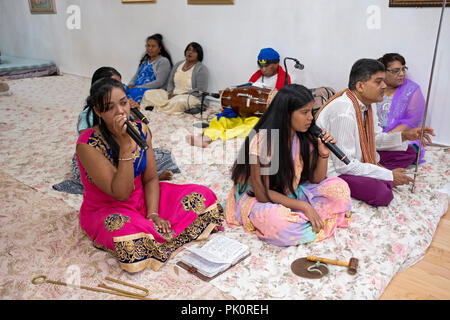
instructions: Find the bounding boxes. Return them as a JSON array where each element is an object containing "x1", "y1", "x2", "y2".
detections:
[{"x1": 203, "y1": 116, "x2": 260, "y2": 141}]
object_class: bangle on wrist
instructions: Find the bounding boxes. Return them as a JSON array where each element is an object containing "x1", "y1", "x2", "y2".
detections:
[
  {"x1": 319, "y1": 153, "x2": 329, "y2": 159},
  {"x1": 147, "y1": 212, "x2": 159, "y2": 218},
  {"x1": 119, "y1": 152, "x2": 135, "y2": 161}
]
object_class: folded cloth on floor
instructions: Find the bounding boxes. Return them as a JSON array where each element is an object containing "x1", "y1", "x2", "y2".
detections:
[{"x1": 215, "y1": 108, "x2": 238, "y2": 120}]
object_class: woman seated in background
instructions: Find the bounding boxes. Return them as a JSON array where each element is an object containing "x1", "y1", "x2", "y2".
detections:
[
  {"x1": 76, "y1": 77, "x2": 224, "y2": 273},
  {"x1": 225, "y1": 84, "x2": 351, "y2": 247},
  {"x1": 376, "y1": 53, "x2": 426, "y2": 169},
  {"x1": 140, "y1": 42, "x2": 208, "y2": 114},
  {"x1": 126, "y1": 33, "x2": 173, "y2": 104}
]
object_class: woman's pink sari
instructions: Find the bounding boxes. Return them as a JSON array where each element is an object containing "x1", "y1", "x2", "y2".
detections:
[{"x1": 77, "y1": 124, "x2": 224, "y2": 273}]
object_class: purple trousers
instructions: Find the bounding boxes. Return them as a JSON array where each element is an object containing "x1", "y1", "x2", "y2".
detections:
[
  {"x1": 338, "y1": 174, "x2": 394, "y2": 207},
  {"x1": 378, "y1": 144, "x2": 417, "y2": 170},
  {"x1": 338, "y1": 146, "x2": 417, "y2": 207}
]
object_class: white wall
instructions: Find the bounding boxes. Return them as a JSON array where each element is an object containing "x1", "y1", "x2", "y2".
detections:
[{"x1": 1, "y1": 0, "x2": 449, "y2": 145}]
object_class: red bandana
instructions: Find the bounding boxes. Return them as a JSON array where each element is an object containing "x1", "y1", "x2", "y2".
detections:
[{"x1": 249, "y1": 65, "x2": 290, "y2": 90}]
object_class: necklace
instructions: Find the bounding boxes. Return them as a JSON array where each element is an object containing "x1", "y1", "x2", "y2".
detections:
[{"x1": 182, "y1": 62, "x2": 195, "y2": 71}]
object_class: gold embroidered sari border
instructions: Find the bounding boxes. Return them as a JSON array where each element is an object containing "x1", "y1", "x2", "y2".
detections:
[
  {"x1": 111, "y1": 202, "x2": 225, "y2": 273},
  {"x1": 119, "y1": 223, "x2": 219, "y2": 273}
]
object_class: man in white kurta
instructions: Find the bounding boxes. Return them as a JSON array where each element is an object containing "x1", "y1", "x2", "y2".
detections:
[{"x1": 315, "y1": 58, "x2": 434, "y2": 206}]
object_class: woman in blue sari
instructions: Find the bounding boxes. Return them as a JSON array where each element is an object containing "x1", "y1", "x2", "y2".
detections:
[{"x1": 126, "y1": 34, "x2": 173, "y2": 103}]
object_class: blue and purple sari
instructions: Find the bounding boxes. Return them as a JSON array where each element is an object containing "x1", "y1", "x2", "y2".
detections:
[
  {"x1": 376, "y1": 78, "x2": 426, "y2": 165},
  {"x1": 126, "y1": 60, "x2": 156, "y2": 103}
]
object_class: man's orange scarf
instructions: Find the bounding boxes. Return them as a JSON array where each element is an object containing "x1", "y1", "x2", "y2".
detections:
[{"x1": 314, "y1": 89, "x2": 378, "y2": 165}]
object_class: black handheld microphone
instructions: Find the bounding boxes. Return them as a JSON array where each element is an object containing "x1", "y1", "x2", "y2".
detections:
[
  {"x1": 130, "y1": 108, "x2": 149, "y2": 125},
  {"x1": 125, "y1": 119, "x2": 149, "y2": 150},
  {"x1": 309, "y1": 124, "x2": 350, "y2": 165}
]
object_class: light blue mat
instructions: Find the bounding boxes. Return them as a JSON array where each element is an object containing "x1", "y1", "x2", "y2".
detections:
[{"x1": 0, "y1": 54, "x2": 55, "y2": 72}]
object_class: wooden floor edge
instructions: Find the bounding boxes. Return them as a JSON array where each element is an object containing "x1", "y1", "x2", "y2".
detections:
[{"x1": 380, "y1": 202, "x2": 450, "y2": 300}]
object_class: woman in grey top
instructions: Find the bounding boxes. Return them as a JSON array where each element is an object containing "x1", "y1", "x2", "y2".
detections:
[
  {"x1": 126, "y1": 33, "x2": 173, "y2": 104},
  {"x1": 140, "y1": 42, "x2": 209, "y2": 114}
]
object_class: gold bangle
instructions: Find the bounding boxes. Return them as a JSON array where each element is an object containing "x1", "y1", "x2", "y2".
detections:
[
  {"x1": 147, "y1": 212, "x2": 159, "y2": 218},
  {"x1": 319, "y1": 154, "x2": 329, "y2": 159}
]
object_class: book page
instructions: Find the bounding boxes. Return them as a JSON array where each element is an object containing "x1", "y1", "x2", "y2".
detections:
[
  {"x1": 181, "y1": 252, "x2": 229, "y2": 278},
  {"x1": 181, "y1": 235, "x2": 250, "y2": 278},
  {"x1": 196, "y1": 235, "x2": 249, "y2": 264},
  {"x1": 186, "y1": 246, "x2": 230, "y2": 264}
]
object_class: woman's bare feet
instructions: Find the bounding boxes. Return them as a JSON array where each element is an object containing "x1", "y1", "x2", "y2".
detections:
[
  {"x1": 158, "y1": 170, "x2": 174, "y2": 181},
  {"x1": 186, "y1": 134, "x2": 212, "y2": 148}
]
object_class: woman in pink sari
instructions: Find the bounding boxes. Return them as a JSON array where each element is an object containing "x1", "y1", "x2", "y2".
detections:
[
  {"x1": 376, "y1": 53, "x2": 426, "y2": 168},
  {"x1": 225, "y1": 84, "x2": 351, "y2": 246},
  {"x1": 76, "y1": 77, "x2": 224, "y2": 273}
]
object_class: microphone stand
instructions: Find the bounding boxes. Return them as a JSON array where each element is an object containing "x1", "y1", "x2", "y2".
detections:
[
  {"x1": 193, "y1": 92, "x2": 209, "y2": 128},
  {"x1": 283, "y1": 57, "x2": 304, "y2": 86},
  {"x1": 410, "y1": 0, "x2": 447, "y2": 193},
  {"x1": 283, "y1": 57, "x2": 290, "y2": 86}
]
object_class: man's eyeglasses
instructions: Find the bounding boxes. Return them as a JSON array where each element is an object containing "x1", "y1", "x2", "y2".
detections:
[{"x1": 386, "y1": 66, "x2": 408, "y2": 75}]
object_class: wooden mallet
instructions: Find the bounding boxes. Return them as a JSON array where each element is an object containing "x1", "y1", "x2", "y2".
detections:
[{"x1": 307, "y1": 256, "x2": 359, "y2": 275}]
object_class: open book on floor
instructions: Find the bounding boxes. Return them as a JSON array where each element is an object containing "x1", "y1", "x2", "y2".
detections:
[{"x1": 177, "y1": 235, "x2": 250, "y2": 281}]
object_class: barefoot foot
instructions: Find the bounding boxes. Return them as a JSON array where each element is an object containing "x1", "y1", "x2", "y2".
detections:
[
  {"x1": 186, "y1": 135, "x2": 212, "y2": 148},
  {"x1": 158, "y1": 170, "x2": 174, "y2": 181}
]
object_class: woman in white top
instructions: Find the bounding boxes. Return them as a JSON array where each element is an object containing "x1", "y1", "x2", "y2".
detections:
[{"x1": 140, "y1": 42, "x2": 209, "y2": 114}]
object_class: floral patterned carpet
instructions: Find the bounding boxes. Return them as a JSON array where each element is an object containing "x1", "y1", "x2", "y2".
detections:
[{"x1": 0, "y1": 74, "x2": 448, "y2": 300}]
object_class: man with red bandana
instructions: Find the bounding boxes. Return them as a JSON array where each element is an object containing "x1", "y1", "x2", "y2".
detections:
[{"x1": 187, "y1": 48, "x2": 290, "y2": 148}]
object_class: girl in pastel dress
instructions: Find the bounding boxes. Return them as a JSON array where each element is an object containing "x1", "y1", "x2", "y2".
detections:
[{"x1": 226, "y1": 84, "x2": 352, "y2": 246}]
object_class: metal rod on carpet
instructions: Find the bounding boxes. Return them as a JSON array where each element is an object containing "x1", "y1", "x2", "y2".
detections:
[
  {"x1": 410, "y1": 0, "x2": 447, "y2": 193},
  {"x1": 31, "y1": 275, "x2": 156, "y2": 300}
]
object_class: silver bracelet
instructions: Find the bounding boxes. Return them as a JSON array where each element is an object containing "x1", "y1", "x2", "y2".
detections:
[{"x1": 118, "y1": 156, "x2": 134, "y2": 161}]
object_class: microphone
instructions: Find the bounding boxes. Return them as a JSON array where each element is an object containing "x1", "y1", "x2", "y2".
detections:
[
  {"x1": 309, "y1": 124, "x2": 350, "y2": 165},
  {"x1": 130, "y1": 107, "x2": 149, "y2": 125},
  {"x1": 294, "y1": 61, "x2": 304, "y2": 70},
  {"x1": 190, "y1": 89, "x2": 221, "y2": 99},
  {"x1": 284, "y1": 57, "x2": 305, "y2": 85},
  {"x1": 125, "y1": 119, "x2": 149, "y2": 150},
  {"x1": 285, "y1": 57, "x2": 305, "y2": 70}
]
